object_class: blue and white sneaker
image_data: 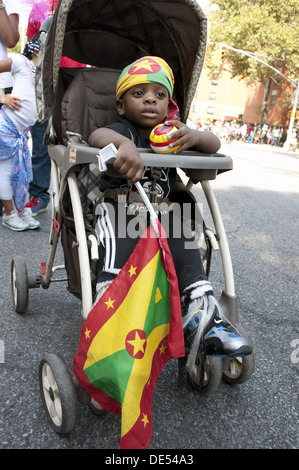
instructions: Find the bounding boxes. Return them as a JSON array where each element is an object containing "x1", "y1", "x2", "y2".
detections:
[
  {"x1": 204, "y1": 310, "x2": 252, "y2": 357},
  {"x1": 24, "y1": 197, "x2": 48, "y2": 216}
]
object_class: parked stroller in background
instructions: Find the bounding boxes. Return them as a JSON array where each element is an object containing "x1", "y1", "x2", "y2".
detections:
[{"x1": 11, "y1": 0, "x2": 254, "y2": 435}]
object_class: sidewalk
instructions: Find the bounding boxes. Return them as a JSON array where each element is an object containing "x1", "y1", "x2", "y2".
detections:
[{"x1": 228, "y1": 140, "x2": 299, "y2": 158}]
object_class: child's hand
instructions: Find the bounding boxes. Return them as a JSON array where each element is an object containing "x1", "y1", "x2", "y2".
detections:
[
  {"x1": 3, "y1": 94, "x2": 22, "y2": 111},
  {"x1": 165, "y1": 120, "x2": 199, "y2": 153},
  {"x1": 165, "y1": 120, "x2": 220, "y2": 154},
  {"x1": 114, "y1": 139, "x2": 144, "y2": 185}
]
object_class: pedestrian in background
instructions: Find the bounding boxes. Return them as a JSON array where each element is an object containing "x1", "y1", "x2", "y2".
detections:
[
  {"x1": 290, "y1": 128, "x2": 298, "y2": 152},
  {"x1": 0, "y1": 0, "x2": 19, "y2": 105},
  {"x1": 0, "y1": 0, "x2": 20, "y2": 216},
  {"x1": 271, "y1": 127, "x2": 281, "y2": 146},
  {"x1": 25, "y1": 0, "x2": 86, "y2": 217},
  {"x1": 0, "y1": 40, "x2": 41, "y2": 231}
]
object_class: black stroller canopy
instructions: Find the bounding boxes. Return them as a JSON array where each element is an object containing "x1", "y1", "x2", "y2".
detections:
[{"x1": 38, "y1": 0, "x2": 207, "y2": 124}]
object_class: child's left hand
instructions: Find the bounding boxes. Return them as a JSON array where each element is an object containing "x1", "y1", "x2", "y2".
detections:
[
  {"x1": 165, "y1": 120, "x2": 221, "y2": 154},
  {"x1": 165, "y1": 120, "x2": 200, "y2": 154}
]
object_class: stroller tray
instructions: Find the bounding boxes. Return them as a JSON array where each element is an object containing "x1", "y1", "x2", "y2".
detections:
[{"x1": 49, "y1": 142, "x2": 233, "y2": 182}]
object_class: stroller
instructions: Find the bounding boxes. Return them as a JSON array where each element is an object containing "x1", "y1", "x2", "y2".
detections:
[{"x1": 11, "y1": 0, "x2": 254, "y2": 435}]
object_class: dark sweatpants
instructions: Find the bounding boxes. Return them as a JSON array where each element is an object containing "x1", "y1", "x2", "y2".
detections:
[{"x1": 96, "y1": 199, "x2": 206, "y2": 295}]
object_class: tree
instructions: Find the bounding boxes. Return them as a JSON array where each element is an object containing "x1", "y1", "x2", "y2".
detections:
[{"x1": 206, "y1": 0, "x2": 299, "y2": 125}]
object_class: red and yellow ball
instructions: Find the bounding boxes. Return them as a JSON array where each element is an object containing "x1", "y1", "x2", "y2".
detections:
[{"x1": 149, "y1": 124, "x2": 180, "y2": 154}]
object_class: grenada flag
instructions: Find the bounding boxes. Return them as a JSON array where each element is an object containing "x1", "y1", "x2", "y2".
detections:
[{"x1": 73, "y1": 219, "x2": 185, "y2": 449}]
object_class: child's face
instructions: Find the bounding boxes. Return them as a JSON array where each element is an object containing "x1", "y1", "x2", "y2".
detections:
[{"x1": 116, "y1": 82, "x2": 170, "y2": 135}]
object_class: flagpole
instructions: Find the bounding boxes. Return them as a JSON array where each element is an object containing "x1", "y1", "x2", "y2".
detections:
[{"x1": 134, "y1": 181, "x2": 159, "y2": 236}]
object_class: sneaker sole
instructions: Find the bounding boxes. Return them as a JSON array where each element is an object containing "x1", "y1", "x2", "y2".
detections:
[{"x1": 2, "y1": 222, "x2": 29, "y2": 231}]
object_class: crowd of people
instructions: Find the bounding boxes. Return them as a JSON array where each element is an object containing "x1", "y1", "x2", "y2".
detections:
[{"x1": 188, "y1": 118, "x2": 298, "y2": 150}]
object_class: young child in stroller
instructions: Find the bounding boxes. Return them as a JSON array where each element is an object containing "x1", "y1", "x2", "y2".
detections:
[{"x1": 89, "y1": 56, "x2": 252, "y2": 375}]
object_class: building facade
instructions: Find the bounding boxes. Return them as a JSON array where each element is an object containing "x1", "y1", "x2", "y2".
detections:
[{"x1": 191, "y1": 67, "x2": 295, "y2": 128}]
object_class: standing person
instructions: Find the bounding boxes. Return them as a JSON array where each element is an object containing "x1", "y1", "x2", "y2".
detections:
[
  {"x1": 266, "y1": 127, "x2": 272, "y2": 145},
  {"x1": 0, "y1": 0, "x2": 19, "y2": 215},
  {"x1": 240, "y1": 122, "x2": 247, "y2": 141},
  {"x1": 25, "y1": 0, "x2": 86, "y2": 216},
  {"x1": 0, "y1": 40, "x2": 41, "y2": 231},
  {"x1": 271, "y1": 127, "x2": 280, "y2": 146},
  {"x1": 0, "y1": 0, "x2": 19, "y2": 105},
  {"x1": 89, "y1": 56, "x2": 252, "y2": 376},
  {"x1": 290, "y1": 128, "x2": 298, "y2": 152}
]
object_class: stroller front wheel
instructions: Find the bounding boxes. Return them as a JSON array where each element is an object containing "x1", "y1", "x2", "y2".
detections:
[
  {"x1": 222, "y1": 353, "x2": 254, "y2": 385},
  {"x1": 39, "y1": 353, "x2": 78, "y2": 434},
  {"x1": 188, "y1": 355, "x2": 223, "y2": 393},
  {"x1": 222, "y1": 325, "x2": 254, "y2": 385},
  {"x1": 11, "y1": 256, "x2": 29, "y2": 314}
]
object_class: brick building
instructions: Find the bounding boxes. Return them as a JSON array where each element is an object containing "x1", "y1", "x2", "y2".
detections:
[{"x1": 191, "y1": 66, "x2": 295, "y2": 129}]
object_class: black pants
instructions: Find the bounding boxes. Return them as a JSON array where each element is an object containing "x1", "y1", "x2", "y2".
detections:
[{"x1": 96, "y1": 199, "x2": 206, "y2": 295}]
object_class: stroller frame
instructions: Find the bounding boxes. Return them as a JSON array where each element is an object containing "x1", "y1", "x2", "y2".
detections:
[
  {"x1": 46, "y1": 143, "x2": 237, "y2": 322},
  {"x1": 10, "y1": 0, "x2": 254, "y2": 438}
]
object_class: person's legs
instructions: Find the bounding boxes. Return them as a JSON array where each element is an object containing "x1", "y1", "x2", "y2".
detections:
[
  {"x1": 0, "y1": 157, "x2": 14, "y2": 214},
  {"x1": 25, "y1": 120, "x2": 51, "y2": 215},
  {"x1": 95, "y1": 200, "x2": 143, "y2": 295},
  {"x1": 95, "y1": 200, "x2": 252, "y2": 377},
  {"x1": 168, "y1": 209, "x2": 252, "y2": 374},
  {"x1": 2, "y1": 198, "x2": 14, "y2": 214},
  {"x1": 0, "y1": 159, "x2": 39, "y2": 231}
]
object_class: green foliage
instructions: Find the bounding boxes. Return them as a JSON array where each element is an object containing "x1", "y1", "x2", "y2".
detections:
[{"x1": 207, "y1": 0, "x2": 299, "y2": 86}]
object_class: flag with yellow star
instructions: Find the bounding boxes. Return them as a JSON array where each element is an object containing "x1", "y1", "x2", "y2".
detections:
[{"x1": 73, "y1": 220, "x2": 184, "y2": 449}]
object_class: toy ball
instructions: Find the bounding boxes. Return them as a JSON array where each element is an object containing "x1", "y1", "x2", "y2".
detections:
[{"x1": 149, "y1": 124, "x2": 180, "y2": 154}]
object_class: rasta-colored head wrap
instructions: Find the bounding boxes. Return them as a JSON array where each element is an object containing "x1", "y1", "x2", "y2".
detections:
[{"x1": 116, "y1": 56, "x2": 174, "y2": 100}]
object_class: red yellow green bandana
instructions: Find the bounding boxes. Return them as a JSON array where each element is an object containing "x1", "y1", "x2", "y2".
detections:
[{"x1": 116, "y1": 56, "x2": 174, "y2": 100}]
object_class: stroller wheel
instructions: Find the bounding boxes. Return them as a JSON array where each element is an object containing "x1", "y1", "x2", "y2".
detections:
[
  {"x1": 11, "y1": 256, "x2": 29, "y2": 314},
  {"x1": 222, "y1": 325, "x2": 254, "y2": 385},
  {"x1": 222, "y1": 353, "x2": 254, "y2": 385},
  {"x1": 39, "y1": 353, "x2": 78, "y2": 434},
  {"x1": 89, "y1": 398, "x2": 107, "y2": 416},
  {"x1": 188, "y1": 355, "x2": 222, "y2": 394}
]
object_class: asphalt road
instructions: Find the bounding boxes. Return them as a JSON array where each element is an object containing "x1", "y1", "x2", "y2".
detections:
[{"x1": 0, "y1": 141, "x2": 298, "y2": 451}]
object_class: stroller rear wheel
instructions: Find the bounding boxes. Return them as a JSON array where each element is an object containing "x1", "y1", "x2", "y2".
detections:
[
  {"x1": 11, "y1": 256, "x2": 29, "y2": 314},
  {"x1": 188, "y1": 355, "x2": 222, "y2": 393},
  {"x1": 39, "y1": 353, "x2": 78, "y2": 434}
]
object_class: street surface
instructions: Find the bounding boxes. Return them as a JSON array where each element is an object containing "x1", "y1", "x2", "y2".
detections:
[{"x1": 0, "y1": 141, "x2": 298, "y2": 450}]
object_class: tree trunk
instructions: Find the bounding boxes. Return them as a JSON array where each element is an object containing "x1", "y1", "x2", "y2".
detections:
[{"x1": 260, "y1": 79, "x2": 272, "y2": 127}]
